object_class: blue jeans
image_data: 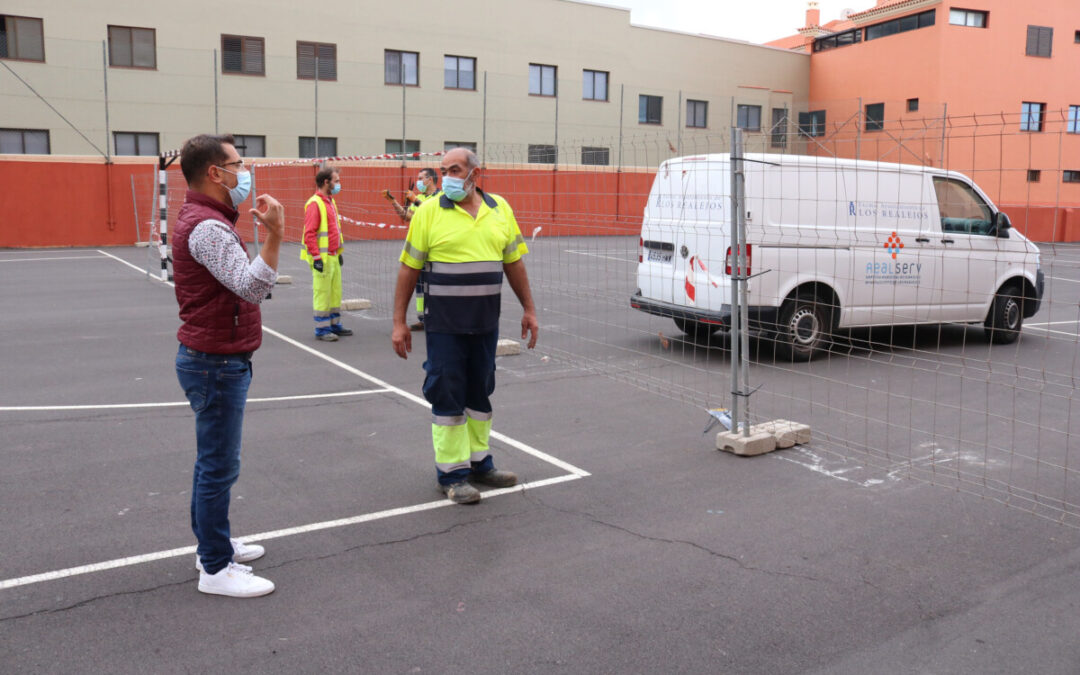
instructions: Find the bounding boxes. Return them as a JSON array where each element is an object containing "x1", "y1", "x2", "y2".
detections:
[{"x1": 175, "y1": 343, "x2": 252, "y2": 575}]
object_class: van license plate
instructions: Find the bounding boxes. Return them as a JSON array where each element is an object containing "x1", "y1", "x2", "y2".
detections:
[{"x1": 648, "y1": 249, "x2": 673, "y2": 263}]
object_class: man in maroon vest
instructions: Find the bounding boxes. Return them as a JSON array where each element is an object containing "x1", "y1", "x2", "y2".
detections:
[{"x1": 173, "y1": 134, "x2": 283, "y2": 598}]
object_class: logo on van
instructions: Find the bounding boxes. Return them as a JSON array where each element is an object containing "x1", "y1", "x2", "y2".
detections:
[{"x1": 884, "y1": 232, "x2": 904, "y2": 259}]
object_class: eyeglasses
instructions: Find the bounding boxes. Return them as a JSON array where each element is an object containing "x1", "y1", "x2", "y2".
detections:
[{"x1": 218, "y1": 160, "x2": 245, "y2": 170}]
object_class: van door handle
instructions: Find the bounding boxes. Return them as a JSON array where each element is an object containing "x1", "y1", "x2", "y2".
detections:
[
  {"x1": 941, "y1": 238, "x2": 955, "y2": 244},
  {"x1": 915, "y1": 237, "x2": 930, "y2": 243}
]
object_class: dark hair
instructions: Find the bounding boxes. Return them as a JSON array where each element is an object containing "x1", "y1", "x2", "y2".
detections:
[
  {"x1": 420, "y1": 168, "x2": 437, "y2": 181},
  {"x1": 180, "y1": 134, "x2": 235, "y2": 185},
  {"x1": 315, "y1": 164, "x2": 338, "y2": 188}
]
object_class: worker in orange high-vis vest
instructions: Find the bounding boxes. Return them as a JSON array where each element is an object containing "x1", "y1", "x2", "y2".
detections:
[{"x1": 302, "y1": 165, "x2": 352, "y2": 341}]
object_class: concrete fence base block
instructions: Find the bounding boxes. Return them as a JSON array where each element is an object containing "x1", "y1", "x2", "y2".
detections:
[
  {"x1": 275, "y1": 275, "x2": 293, "y2": 285},
  {"x1": 342, "y1": 298, "x2": 371, "y2": 311},
  {"x1": 717, "y1": 419, "x2": 812, "y2": 456},
  {"x1": 495, "y1": 339, "x2": 522, "y2": 356},
  {"x1": 716, "y1": 431, "x2": 777, "y2": 456},
  {"x1": 134, "y1": 241, "x2": 150, "y2": 248}
]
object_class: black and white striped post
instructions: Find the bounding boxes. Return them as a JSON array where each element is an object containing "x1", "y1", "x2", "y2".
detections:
[{"x1": 157, "y1": 150, "x2": 180, "y2": 281}]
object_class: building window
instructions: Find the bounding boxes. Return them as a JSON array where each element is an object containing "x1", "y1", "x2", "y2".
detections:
[
  {"x1": 1026, "y1": 25, "x2": 1053, "y2": 57},
  {"x1": 1069, "y1": 106, "x2": 1080, "y2": 134},
  {"x1": 770, "y1": 108, "x2": 788, "y2": 148},
  {"x1": 865, "y1": 102, "x2": 885, "y2": 131},
  {"x1": 813, "y1": 28, "x2": 861, "y2": 52},
  {"x1": 108, "y1": 26, "x2": 155, "y2": 68},
  {"x1": 799, "y1": 110, "x2": 827, "y2": 137},
  {"x1": 444, "y1": 141, "x2": 477, "y2": 153},
  {"x1": 1075, "y1": 30, "x2": 1080, "y2": 44},
  {"x1": 864, "y1": 9, "x2": 935, "y2": 41},
  {"x1": 222, "y1": 35, "x2": 264, "y2": 75},
  {"x1": 0, "y1": 15, "x2": 44, "y2": 62},
  {"x1": 949, "y1": 9, "x2": 987, "y2": 27},
  {"x1": 1064, "y1": 171, "x2": 1080, "y2": 184},
  {"x1": 1027, "y1": 170, "x2": 1041, "y2": 183},
  {"x1": 529, "y1": 64, "x2": 556, "y2": 96},
  {"x1": 907, "y1": 98, "x2": 919, "y2": 112},
  {"x1": 300, "y1": 136, "x2": 336, "y2": 158},
  {"x1": 444, "y1": 55, "x2": 475, "y2": 90},
  {"x1": 114, "y1": 132, "x2": 159, "y2": 156},
  {"x1": 639, "y1": 95, "x2": 662, "y2": 124},
  {"x1": 297, "y1": 42, "x2": 336, "y2": 80},
  {"x1": 686, "y1": 100, "x2": 708, "y2": 128},
  {"x1": 581, "y1": 146, "x2": 609, "y2": 166},
  {"x1": 386, "y1": 139, "x2": 420, "y2": 159},
  {"x1": 232, "y1": 135, "x2": 265, "y2": 157},
  {"x1": 737, "y1": 105, "x2": 761, "y2": 131},
  {"x1": 1021, "y1": 102, "x2": 1046, "y2": 132},
  {"x1": 583, "y1": 70, "x2": 608, "y2": 101},
  {"x1": 0, "y1": 128, "x2": 49, "y2": 154},
  {"x1": 528, "y1": 144, "x2": 556, "y2": 163},
  {"x1": 385, "y1": 50, "x2": 418, "y2": 85}
]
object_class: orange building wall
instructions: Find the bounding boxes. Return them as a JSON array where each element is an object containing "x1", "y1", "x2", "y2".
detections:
[
  {"x1": 0, "y1": 157, "x2": 653, "y2": 248},
  {"x1": 807, "y1": 0, "x2": 1080, "y2": 234}
]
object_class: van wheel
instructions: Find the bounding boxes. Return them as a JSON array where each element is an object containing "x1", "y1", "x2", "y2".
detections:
[
  {"x1": 674, "y1": 317, "x2": 718, "y2": 340},
  {"x1": 776, "y1": 292, "x2": 834, "y2": 361},
  {"x1": 984, "y1": 286, "x2": 1023, "y2": 344}
]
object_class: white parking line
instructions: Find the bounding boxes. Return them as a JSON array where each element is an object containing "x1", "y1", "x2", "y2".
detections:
[
  {"x1": 0, "y1": 255, "x2": 105, "y2": 263},
  {"x1": 0, "y1": 250, "x2": 590, "y2": 592},
  {"x1": 0, "y1": 475, "x2": 580, "y2": 591},
  {"x1": 0, "y1": 389, "x2": 392, "y2": 412},
  {"x1": 564, "y1": 249, "x2": 637, "y2": 264},
  {"x1": 1047, "y1": 276, "x2": 1080, "y2": 284}
]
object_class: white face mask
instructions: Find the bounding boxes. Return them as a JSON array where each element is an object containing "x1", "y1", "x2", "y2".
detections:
[
  {"x1": 219, "y1": 166, "x2": 251, "y2": 207},
  {"x1": 415, "y1": 178, "x2": 426, "y2": 193}
]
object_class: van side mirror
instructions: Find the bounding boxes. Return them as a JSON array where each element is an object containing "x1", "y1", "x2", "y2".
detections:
[{"x1": 994, "y1": 211, "x2": 1011, "y2": 237}]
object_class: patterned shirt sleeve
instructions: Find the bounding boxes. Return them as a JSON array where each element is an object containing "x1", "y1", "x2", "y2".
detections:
[{"x1": 188, "y1": 219, "x2": 277, "y2": 304}]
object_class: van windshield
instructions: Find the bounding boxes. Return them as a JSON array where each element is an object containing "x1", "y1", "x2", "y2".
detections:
[{"x1": 933, "y1": 177, "x2": 993, "y2": 235}]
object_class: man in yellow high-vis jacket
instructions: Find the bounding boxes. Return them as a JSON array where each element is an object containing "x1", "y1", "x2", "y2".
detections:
[
  {"x1": 391, "y1": 148, "x2": 538, "y2": 504},
  {"x1": 302, "y1": 165, "x2": 352, "y2": 342}
]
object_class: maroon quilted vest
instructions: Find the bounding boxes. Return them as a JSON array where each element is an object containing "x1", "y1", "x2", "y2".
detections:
[{"x1": 173, "y1": 190, "x2": 262, "y2": 354}]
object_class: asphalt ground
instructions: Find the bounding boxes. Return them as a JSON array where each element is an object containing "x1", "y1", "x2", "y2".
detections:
[{"x1": 1, "y1": 241, "x2": 1080, "y2": 674}]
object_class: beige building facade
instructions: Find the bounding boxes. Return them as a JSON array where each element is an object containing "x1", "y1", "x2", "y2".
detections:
[{"x1": 0, "y1": 0, "x2": 809, "y2": 166}]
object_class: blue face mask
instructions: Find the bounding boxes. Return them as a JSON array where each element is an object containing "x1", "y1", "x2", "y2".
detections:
[
  {"x1": 442, "y1": 170, "x2": 473, "y2": 202},
  {"x1": 331, "y1": 183, "x2": 341, "y2": 195},
  {"x1": 220, "y1": 167, "x2": 251, "y2": 207}
]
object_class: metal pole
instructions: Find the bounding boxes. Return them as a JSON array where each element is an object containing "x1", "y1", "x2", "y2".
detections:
[
  {"x1": 481, "y1": 71, "x2": 487, "y2": 164},
  {"x1": 102, "y1": 41, "x2": 111, "y2": 161},
  {"x1": 130, "y1": 175, "x2": 140, "y2": 245},
  {"x1": 856, "y1": 96, "x2": 862, "y2": 159},
  {"x1": 157, "y1": 157, "x2": 170, "y2": 281},
  {"x1": 314, "y1": 54, "x2": 319, "y2": 154},
  {"x1": 250, "y1": 168, "x2": 260, "y2": 255},
  {"x1": 677, "y1": 90, "x2": 683, "y2": 156},
  {"x1": 729, "y1": 127, "x2": 742, "y2": 432},
  {"x1": 213, "y1": 49, "x2": 219, "y2": 133},
  {"x1": 737, "y1": 143, "x2": 751, "y2": 436},
  {"x1": 939, "y1": 102, "x2": 948, "y2": 168},
  {"x1": 553, "y1": 80, "x2": 559, "y2": 165},
  {"x1": 401, "y1": 79, "x2": 407, "y2": 166},
  {"x1": 618, "y1": 84, "x2": 624, "y2": 171}
]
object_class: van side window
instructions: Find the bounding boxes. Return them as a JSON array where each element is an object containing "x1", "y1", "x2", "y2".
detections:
[{"x1": 932, "y1": 177, "x2": 993, "y2": 235}]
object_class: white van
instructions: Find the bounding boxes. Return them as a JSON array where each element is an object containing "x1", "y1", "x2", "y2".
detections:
[{"x1": 631, "y1": 153, "x2": 1044, "y2": 360}]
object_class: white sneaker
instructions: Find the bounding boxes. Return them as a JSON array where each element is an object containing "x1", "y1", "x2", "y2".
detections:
[
  {"x1": 198, "y1": 562, "x2": 275, "y2": 598},
  {"x1": 195, "y1": 538, "x2": 265, "y2": 571}
]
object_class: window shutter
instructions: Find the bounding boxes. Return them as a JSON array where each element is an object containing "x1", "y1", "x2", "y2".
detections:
[
  {"x1": 223, "y1": 36, "x2": 242, "y2": 72},
  {"x1": 297, "y1": 42, "x2": 315, "y2": 78},
  {"x1": 109, "y1": 26, "x2": 132, "y2": 66},
  {"x1": 243, "y1": 37, "x2": 263, "y2": 74},
  {"x1": 132, "y1": 28, "x2": 155, "y2": 68},
  {"x1": 1039, "y1": 26, "x2": 1053, "y2": 56},
  {"x1": 15, "y1": 17, "x2": 44, "y2": 61},
  {"x1": 318, "y1": 44, "x2": 335, "y2": 80}
]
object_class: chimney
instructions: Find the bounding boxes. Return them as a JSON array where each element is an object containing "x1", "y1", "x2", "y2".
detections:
[{"x1": 806, "y1": 1, "x2": 821, "y2": 27}]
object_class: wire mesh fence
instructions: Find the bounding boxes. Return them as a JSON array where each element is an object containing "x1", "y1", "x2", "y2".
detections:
[{"x1": 133, "y1": 93, "x2": 1080, "y2": 528}]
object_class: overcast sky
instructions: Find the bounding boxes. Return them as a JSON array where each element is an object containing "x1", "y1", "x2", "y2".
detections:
[{"x1": 612, "y1": 0, "x2": 878, "y2": 44}]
